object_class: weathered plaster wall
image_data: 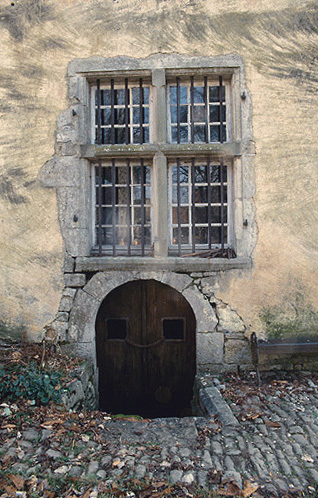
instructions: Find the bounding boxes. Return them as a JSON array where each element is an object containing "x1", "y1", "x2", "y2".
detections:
[{"x1": 0, "y1": 0, "x2": 318, "y2": 339}]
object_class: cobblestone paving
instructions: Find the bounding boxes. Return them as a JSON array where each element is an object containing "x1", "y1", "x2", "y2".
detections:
[{"x1": 1, "y1": 375, "x2": 318, "y2": 496}]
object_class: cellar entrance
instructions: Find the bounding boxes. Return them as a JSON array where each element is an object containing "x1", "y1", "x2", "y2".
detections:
[{"x1": 95, "y1": 279, "x2": 196, "y2": 418}]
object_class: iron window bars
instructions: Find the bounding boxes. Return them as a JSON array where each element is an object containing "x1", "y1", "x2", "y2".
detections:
[
  {"x1": 168, "y1": 158, "x2": 231, "y2": 256},
  {"x1": 94, "y1": 78, "x2": 150, "y2": 145},
  {"x1": 92, "y1": 74, "x2": 235, "y2": 258},
  {"x1": 168, "y1": 76, "x2": 228, "y2": 144},
  {"x1": 94, "y1": 159, "x2": 152, "y2": 256}
]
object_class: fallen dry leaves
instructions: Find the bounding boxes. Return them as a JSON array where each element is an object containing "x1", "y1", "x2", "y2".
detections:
[{"x1": 218, "y1": 479, "x2": 259, "y2": 497}]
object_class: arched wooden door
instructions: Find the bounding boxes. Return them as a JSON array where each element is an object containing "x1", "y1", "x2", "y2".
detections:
[{"x1": 96, "y1": 280, "x2": 196, "y2": 417}]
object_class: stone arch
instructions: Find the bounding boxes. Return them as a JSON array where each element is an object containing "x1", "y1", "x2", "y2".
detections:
[{"x1": 68, "y1": 271, "x2": 218, "y2": 367}]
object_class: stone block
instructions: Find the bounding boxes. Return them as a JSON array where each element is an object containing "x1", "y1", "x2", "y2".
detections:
[
  {"x1": 61, "y1": 341, "x2": 96, "y2": 362},
  {"x1": 159, "y1": 272, "x2": 193, "y2": 292},
  {"x1": 64, "y1": 273, "x2": 86, "y2": 287},
  {"x1": 200, "y1": 275, "x2": 218, "y2": 298},
  {"x1": 182, "y1": 287, "x2": 218, "y2": 332},
  {"x1": 56, "y1": 124, "x2": 77, "y2": 144},
  {"x1": 59, "y1": 295, "x2": 75, "y2": 312},
  {"x1": 62, "y1": 228, "x2": 91, "y2": 257},
  {"x1": 56, "y1": 107, "x2": 73, "y2": 128},
  {"x1": 56, "y1": 312, "x2": 69, "y2": 322},
  {"x1": 224, "y1": 339, "x2": 252, "y2": 365},
  {"x1": 57, "y1": 187, "x2": 90, "y2": 229},
  {"x1": 39, "y1": 157, "x2": 81, "y2": 188},
  {"x1": 69, "y1": 290, "x2": 99, "y2": 343},
  {"x1": 63, "y1": 254, "x2": 75, "y2": 273},
  {"x1": 83, "y1": 271, "x2": 131, "y2": 301},
  {"x1": 51, "y1": 320, "x2": 68, "y2": 342},
  {"x1": 216, "y1": 302, "x2": 246, "y2": 333},
  {"x1": 197, "y1": 332, "x2": 224, "y2": 365}
]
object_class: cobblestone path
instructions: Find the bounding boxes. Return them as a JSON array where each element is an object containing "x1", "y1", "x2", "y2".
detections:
[{"x1": 1, "y1": 376, "x2": 318, "y2": 496}]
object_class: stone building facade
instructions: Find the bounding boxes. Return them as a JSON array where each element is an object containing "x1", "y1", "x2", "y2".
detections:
[{"x1": 1, "y1": 0, "x2": 318, "y2": 392}]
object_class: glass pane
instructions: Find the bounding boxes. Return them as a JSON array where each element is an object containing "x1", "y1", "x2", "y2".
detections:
[
  {"x1": 195, "y1": 206, "x2": 208, "y2": 223},
  {"x1": 114, "y1": 89, "x2": 125, "y2": 105},
  {"x1": 132, "y1": 87, "x2": 150, "y2": 105},
  {"x1": 114, "y1": 128, "x2": 126, "y2": 144},
  {"x1": 194, "y1": 165, "x2": 207, "y2": 183},
  {"x1": 143, "y1": 87, "x2": 150, "y2": 104},
  {"x1": 98, "y1": 108, "x2": 111, "y2": 126},
  {"x1": 193, "y1": 106, "x2": 205, "y2": 122},
  {"x1": 195, "y1": 226, "x2": 208, "y2": 244},
  {"x1": 116, "y1": 226, "x2": 128, "y2": 247},
  {"x1": 133, "y1": 186, "x2": 141, "y2": 204},
  {"x1": 116, "y1": 187, "x2": 128, "y2": 205},
  {"x1": 170, "y1": 105, "x2": 188, "y2": 124},
  {"x1": 145, "y1": 186, "x2": 151, "y2": 204},
  {"x1": 133, "y1": 166, "x2": 141, "y2": 184},
  {"x1": 172, "y1": 206, "x2": 189, "y2": 224},
  {"x1": 144, "y1": 226, "x2": 151, "y2": 246},
  {"x1": 180, "y1": 126, "x2": 189, "y2": 143},
  {"x1": 194, "y1": 125, "x2": 205, "y2": 142},
  {"x1": 171, "y1": 164, "x2": 189, "y2": 184},
  {"x1": 101, "y1": 167, "x2": 112, "y2": 185},
  {"x1": 132, "y1": 127, "x2": 141, "y2": 143},
  {"x1": 143, "y1": 108, "x2": 149, "y2": 124},
  {"x1": 102, "y1": 187, "x2": 112, "y2": 205},
  {"x1": 132, "y1": 226, "x2": 151, "y2": 246},
  {"x1": 103, "y1": 207, "x2": 113, "y2": 224},
  {"x1": 209, "y1": 105, "x2": 220, "y2": 123},
  {"x1": 210, "y1": 125, "x2": 220, "y2": 142},
  {"x1": 171, "y1": 125, "x2": 189, "y2": 143},
  {"x1": 133, "y1": 207, "x2": 142, "y2": 224},
  {"x1": 145, "y1": 166, "x2": 151, "y2": 184},
  {"x1": 172, "y1": 185, "x2": 189, "y2": 204},
  {"x1": 114, "y1": 108, "x2": 126, "y2": 125},
  {"x1": 115, "y1": 167, "x2": 126, "y2": 184},
  {"x1": 101, "y1": 89, "x2": 111, "y2": 106},
  {"x1": 172, "y1": 227, "x2": 189, "y2": 244},
  {"x1": 104, "y1": 227, "x2": 114, "y2": 245},
  {"x1": 115, "y1": 206, "x2": 127, "y2": 224},
  {"x1": 194, "y1": 186, "x2": 208, "y2": 203},
  {"x1": 143, "y1": 126, "x2": 150, "y2": 143},
  {"x1": 211, "y1": 226, "x2": 227, "y2": 245},
  {"x1": 211, "y1": 186, "x2": 221, "y2": 203},
  {"x1": 180, "y1": 186, "x2": 189, "y2": 203},
  {"x1": 133, "y1": 108, "x2": 141, "y2": 124},
  {"x1": 101, "y1": 128, "x2": 111, "y2": 144},
  {"x1": 209, "y1": 85, "x2": 225, "y2": 103},
  {"x1": 170, "y1": 86, "x2": 188, "y2": 105},
  {"x1": 211, "y1": 206, "x2": 227, "y2": 223},
  {"x1": 193, "y1": 86, "x2": 204, "y2": 104},
  {"x1": 210, "y1": 124, "x2": 226, "y2": 142},
  {"x1": 210, "y1": 164, "x2": 227, "y2": 183},
  {"x1": 145, "y1": 206, "x2": 151, "y2": 223}
]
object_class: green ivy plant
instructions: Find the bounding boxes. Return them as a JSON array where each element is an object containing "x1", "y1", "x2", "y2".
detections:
[{"x1": 0, "y1": 361, "x2": 62, "y2": 405}]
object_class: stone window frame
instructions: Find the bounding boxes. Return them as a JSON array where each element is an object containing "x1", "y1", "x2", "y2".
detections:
[{"x1": 42, "y1": 54, "x2": 256, "y2": 273}]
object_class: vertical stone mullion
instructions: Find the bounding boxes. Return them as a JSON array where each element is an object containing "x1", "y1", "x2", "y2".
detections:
[
  {"x1": 152, "y1": 152, "x2": 168, "y2": 256},
  {"x1": 152, "y1": 68, "x2": 168, "y2": 256}
]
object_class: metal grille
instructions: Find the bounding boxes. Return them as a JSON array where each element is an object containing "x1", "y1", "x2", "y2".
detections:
[
  {"x1": 169, "y1": 158, "x2": 230, "y2": 256},
  {"x1": 94, "y1": 159, "x2": 152, "y2": 256},
  {"x1": 94, "y1": 78, "x2": 150, "y2": 145},
  {"x1": 169, "y1": 77, "x2": 227, "y2": 144}
]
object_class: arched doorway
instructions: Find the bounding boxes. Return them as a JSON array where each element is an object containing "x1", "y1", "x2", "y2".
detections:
[{"x1": 95, "y1": 279, "x2": 196, "y2": 417}]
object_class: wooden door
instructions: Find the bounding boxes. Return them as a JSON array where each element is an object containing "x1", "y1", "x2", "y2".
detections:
[{"x1": 96, "y1": 280, "x2": 196, "y2": 417}]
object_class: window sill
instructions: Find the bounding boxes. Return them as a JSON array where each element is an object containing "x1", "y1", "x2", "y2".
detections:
[
  {"x1": 80, "y1": 141, "x2": 242, "y2": 159},
  {"x1": 75, "y1": 256, "x2": 252, "y2": 272}
]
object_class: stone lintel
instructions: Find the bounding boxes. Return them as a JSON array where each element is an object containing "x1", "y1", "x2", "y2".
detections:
[{"x1": 75, "y1": 256, "x2": 252, "y2": 272}]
